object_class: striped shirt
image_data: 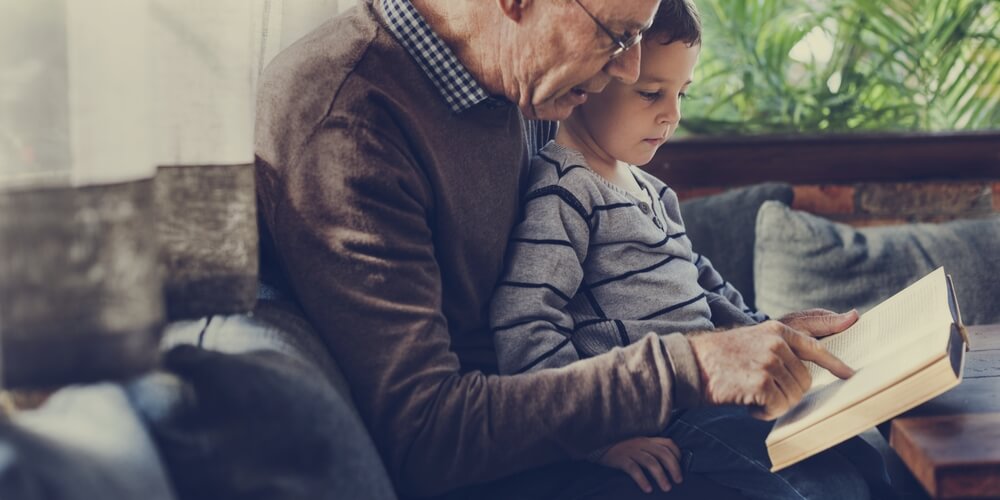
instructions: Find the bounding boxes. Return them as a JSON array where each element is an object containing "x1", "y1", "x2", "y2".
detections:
[{"x1": 491, "y1": 141, "x2": 767, "y2": 375}]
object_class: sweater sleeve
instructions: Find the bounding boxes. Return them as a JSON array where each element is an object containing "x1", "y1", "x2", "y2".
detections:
[
  {"x1": 650, "y1": 178, "x2": 768, "y2": 325},
  {"x1": 257, "y1": 120, "x2": 703, "y2": 497},
  {"x1": 490, "y1": 179, "x2": 591, "y2": 375},
  {"x1": 693, "y1": 252, "x2": 769, "y2": 324}
]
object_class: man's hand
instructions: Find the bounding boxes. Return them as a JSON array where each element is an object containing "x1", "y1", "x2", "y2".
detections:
[
  {"x1": 596, "y1": 437, "x2": 683, "y2": 494},
  {"x1": 778, "y1": 308, "x2": 859, "y2": 338},
  {"x1": 688, "y1": 313, "x2": 857, "y2": 420}
]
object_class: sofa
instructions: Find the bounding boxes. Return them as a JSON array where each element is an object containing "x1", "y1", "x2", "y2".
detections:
[
  {"x1": 680, "y1": 182, "x2": 1000, "y2": 325},
  {"x1": 2, "y1": 182, "x2": 998, "y2": 499}
]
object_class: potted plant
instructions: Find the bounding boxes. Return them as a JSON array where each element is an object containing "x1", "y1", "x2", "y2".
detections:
[{"x1": 651, "y1": 0, "x2": 1000, "y2": 188}]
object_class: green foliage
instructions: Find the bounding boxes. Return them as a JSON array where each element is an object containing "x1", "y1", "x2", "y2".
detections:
[{"x1": 681, "y1": 0, "x2": 1000, "y2": 135}]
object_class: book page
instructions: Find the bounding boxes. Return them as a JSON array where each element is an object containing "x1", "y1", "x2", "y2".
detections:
[
  {"x1": 769, "y1": 327, "x2": 947, "y2": 443},
  {"x1": 806, "y1": 268, "x2": 952, "y2": 389}
]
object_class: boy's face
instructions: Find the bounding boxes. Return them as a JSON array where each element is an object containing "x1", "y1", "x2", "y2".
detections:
[{"x1": 571, "y1": 40, "x2": 700, "y2": 166}]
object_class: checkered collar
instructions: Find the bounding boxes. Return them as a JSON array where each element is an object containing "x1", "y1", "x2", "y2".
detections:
[{"x1": 379, "y1": 0, "x2": 506, "y2": 113}]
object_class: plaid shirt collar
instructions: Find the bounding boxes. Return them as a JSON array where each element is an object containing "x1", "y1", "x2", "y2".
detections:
[{"x1": 380, "y1": 0, "x2": 505, "y2": 113}]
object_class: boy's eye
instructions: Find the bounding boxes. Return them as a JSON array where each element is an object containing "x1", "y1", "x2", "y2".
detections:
[
  {"x1": 638, "y1": 91, "x2": 661, "y2": 101},
  {"x1": 679, "y1": 92, "x2": 688, "y2": 100}
]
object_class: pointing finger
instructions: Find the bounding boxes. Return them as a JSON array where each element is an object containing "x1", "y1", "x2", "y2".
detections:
[
  {"x1": 790, "y1": 310, "x2": 859, "y2": 338},
  {"x1": 782, "y1": 328, "x2": 855, "y2": 379}
]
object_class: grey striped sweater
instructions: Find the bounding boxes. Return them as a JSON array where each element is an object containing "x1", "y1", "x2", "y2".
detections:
[{"x1": 491, "y1": 141, "x2": 767, "y2": 375}]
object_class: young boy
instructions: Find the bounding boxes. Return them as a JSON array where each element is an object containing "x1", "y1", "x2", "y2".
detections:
[{"x1": 490, "y1": 1, "x2": 890, "y2": 498}]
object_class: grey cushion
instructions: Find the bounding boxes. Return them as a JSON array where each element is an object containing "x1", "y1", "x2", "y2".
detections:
[
  {"x1": 138, "y1": 345, "x2": 398, "y2": 500},
  {"x1": 0, "y1": 384, "x2": 176, "y2": 500},
  {"x1": 146, "y1": 302, "x2": 397, "y2": 500},
  {"x1": 679, "y1": 182, "x2": 795, "y2": 309},
  {"x1": 753, "y1": 201, "x2": 1000, "y2": 325}
]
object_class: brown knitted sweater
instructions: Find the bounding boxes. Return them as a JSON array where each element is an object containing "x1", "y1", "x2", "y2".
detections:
[{"x1": 253, "y1": 1, "x2": 702, "y2": 496}]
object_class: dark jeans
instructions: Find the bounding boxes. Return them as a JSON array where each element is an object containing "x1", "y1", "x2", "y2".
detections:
[
  {"x1": 441, "y1": 406, "x2": 894, "y2": 500},
  {"x1": 436, "y1": 459, "x2": 748, "y2": 500},
  {"x1": 665, "y1": 406, "x2": 892, "y2": 499}
]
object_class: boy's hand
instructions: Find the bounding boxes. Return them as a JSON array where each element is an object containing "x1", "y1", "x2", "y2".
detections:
[{"x1": 596, "y1": 436, "x2": 683, "y2": 493}]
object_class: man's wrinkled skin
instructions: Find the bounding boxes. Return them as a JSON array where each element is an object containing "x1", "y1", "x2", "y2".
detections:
[
  {"x1": 420, "y1": 0, "x2": 659, "y2": 120},
  {"x1": 689, "y1": 309, "x2": 859, "y2": 420}
]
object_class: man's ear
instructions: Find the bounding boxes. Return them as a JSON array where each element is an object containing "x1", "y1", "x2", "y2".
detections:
[{"x1": 496, "y1": 0, "x2": 533, "y2": 22}]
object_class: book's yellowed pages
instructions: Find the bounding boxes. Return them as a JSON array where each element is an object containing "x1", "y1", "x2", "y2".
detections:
[
  {"x1": 766, "y1": 267, "x2": 965, "y2": 471},
  {"x1": 768, "y1": 335, "x2": 962, "y2": 471},
  {"x1": 805, "y1": 267, "x2": 952, "y2": 389}
]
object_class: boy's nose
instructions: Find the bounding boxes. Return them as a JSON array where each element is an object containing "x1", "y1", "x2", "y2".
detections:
[
  {"x1": 659, "y1": 103, "x2": 681, "y2": 125},
  {"x1": 659, "y1": 112, "x2": 679, "y2": 125}
]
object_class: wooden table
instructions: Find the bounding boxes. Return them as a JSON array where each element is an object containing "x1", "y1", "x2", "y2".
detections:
[{"x1": 889, "y1": 323, "x2": 1000, "y2": 498}]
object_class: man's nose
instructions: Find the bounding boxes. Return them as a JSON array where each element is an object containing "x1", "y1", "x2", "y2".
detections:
[{"x1": 603, "y1": 44, "x2": 641, "y2": 84}]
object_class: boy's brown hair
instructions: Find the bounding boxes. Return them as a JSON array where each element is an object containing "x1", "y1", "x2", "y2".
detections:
[{"x1": 646, "y1": 0, "x2": 702, "y2": 47}]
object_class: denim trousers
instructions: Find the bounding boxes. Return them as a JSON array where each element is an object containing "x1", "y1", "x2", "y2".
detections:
[
  {"x1": 664, "y1": 405, "x2": 893, "y2": 500},
  {"x1": 446, "y1": 405, "x2": 894, "y2": 500}
]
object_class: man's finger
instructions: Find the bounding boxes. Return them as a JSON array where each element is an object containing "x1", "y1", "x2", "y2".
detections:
[
  {"x1": 788, "y1": 310, "x2": 859, "y2": 338},
  {"x1": 783, "y1": 329, "x2": 855, "y2": 379},
  {"x1": 785, "y1": 308, "x2": 837, "y2": 319},
  {"x1": 755, "y1": 377, "x2": 788, "y2": 420},
  {"x1": 766, "y1": 357, "x2": 807, "y2": 407},
  {"x1": 783, "y1": 344, "x2": 813, "y2": 392},
  {"x1": 770, "y1": 341, "x2": 812, "y2": 398}
]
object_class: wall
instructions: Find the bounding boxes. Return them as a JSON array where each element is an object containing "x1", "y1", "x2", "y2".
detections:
[
  {"x1": 650, "y1": 132, "x2": 1000, "y2": 227},
  {"x1": 677, "y1": 180, "x2": 1000, "y2": 227}
]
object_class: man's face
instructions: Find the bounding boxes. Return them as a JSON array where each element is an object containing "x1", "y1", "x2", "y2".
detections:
[{"x1": 513, "y1": 0, "x2": 661, "y2": 121}]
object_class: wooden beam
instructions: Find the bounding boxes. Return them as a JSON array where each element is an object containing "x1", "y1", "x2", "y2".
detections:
[
  {"x1": 0, "y1": 180, "x2": 163, "y2": 387},
  {"x1": 648, "y1": 132, "x2": 1000, "y2": 188},
  {"x1": 155, "y1": 163, "x2": 258, "y2": 320}
]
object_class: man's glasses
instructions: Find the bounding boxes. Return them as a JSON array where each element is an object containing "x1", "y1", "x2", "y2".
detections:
[{"x1": 574, "y1": 0, "x2": 643, "y2": 59}]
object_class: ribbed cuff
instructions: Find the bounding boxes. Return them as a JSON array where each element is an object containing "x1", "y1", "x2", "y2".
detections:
[{"x1": 659, "y1": 333, "x2": 702, "y2": 409}]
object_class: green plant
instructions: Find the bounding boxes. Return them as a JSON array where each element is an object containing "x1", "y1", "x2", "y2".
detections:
[{"x1": 681, "y1": 0, "x2": 1000, "y2": 135}]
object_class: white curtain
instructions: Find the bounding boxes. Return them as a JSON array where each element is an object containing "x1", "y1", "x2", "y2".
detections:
[
  {"x1": 149, "y1": 0, "x2": 350, "y2": 169},
  {"x1": 0, "y1": 0, "x2": 356, "y2": 387},
  {"x1": 0, "y1": 0, "x2": 151, "y2": 189},
  {"x1": 0, "y1": 0, "x2": 353, "y2": 187}
]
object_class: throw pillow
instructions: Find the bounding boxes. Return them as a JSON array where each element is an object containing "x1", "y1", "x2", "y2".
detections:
[
  {"x1": 679, "y1": 182, "x2": 795, "y2": 310},
  {"x1": 753, "y1": 201, "x2": 1000, "y2": 325}
]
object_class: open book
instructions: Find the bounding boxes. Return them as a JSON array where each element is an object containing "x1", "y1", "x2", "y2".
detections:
[{"x1": 766, "y1": 267, "x2": 968, "y2": 472}]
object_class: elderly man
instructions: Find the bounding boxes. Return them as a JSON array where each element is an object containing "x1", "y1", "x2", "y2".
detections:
[{"x1": 254, "y1": 0, "x2": 876, "y2": 498}]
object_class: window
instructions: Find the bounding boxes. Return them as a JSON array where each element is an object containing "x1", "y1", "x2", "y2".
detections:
[{"x1": 681, "y1": 0, "x2": 999, "y2": 136}]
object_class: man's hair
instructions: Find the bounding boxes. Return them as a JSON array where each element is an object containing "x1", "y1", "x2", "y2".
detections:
[{"x1": 646, "y1": 0, "x2": 702, "y2": 47}]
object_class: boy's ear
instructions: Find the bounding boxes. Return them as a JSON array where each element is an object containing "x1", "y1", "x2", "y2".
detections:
[{"x1": 496, "y1": 0, "x2": 532, "y2": 22}]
